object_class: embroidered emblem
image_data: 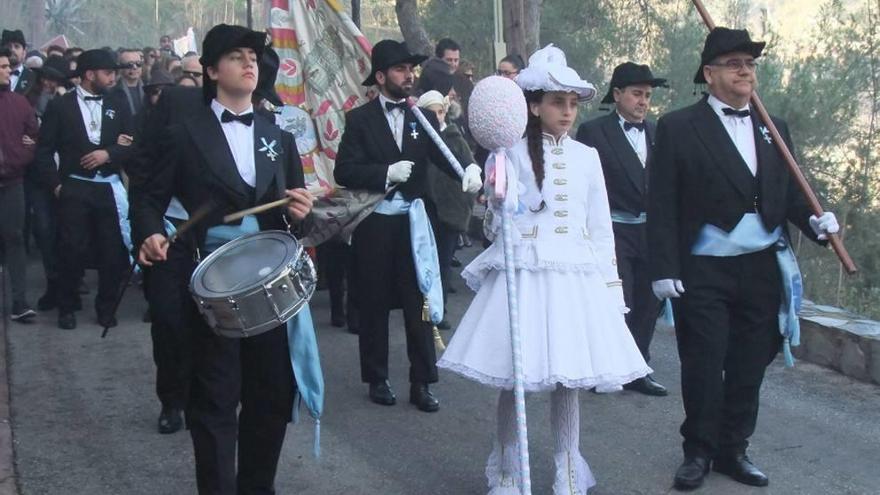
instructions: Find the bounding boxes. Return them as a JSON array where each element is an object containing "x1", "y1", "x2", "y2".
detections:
[
  {"x1": 759, "y1": 126, "x2": 772, "y2": 144},
  {"x1": 409, "y1": 122, "x2": 419, "y2": 140},
  {"x1": 259, "y1": 137, "x2": 281, "y2": 161},
  {"x1": 104, "y1": 109, "x2": 116, "y2": 120}
]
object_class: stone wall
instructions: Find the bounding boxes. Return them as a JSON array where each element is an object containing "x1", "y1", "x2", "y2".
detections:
[{"x1": 796, "y1": 301, "x2": 880, "y2": 385}]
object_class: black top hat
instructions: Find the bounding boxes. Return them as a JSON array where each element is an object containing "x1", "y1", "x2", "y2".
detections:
[
  {"x1": 693, "y1": 27, "x2": 765, "y2": 84},
  {"x1": 34, "y1": 55, "x2": 69, "y2": 83},
  {"x1": 362, "y1": 40, "x2": 427, "y2": 87},
  {"x1": 600, "y1": 62, "x2": 667, "y2": 104},
  {"x1": 75, "y1": 49, "x2": 123, "y2": 76},
  {"x1": 200, "y1": 24, "x2": 268, "y2": 104},
  {"x1": 416, "y1": 57, "x2": 454, "y2": 96},
  {"x1": 254, "y1": 46, "x2": 283, "y2": 107},
  {"x1": 1, "y1": 29, "x2": 26, "y2": 47}
]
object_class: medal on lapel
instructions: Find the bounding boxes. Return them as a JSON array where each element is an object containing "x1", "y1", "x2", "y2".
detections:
[
  {"x1": 105, "y1": 109, "x2": 116, "y2": 120},
  {"x1": 759, "y1": 125, "x2": 772, "y2": 144},
  {"x1": 409, "y1": 122, "x2": 419, "y2": 140},
  {"x1": 259, "y1": 137, "x2": 281, "y2": 161}
]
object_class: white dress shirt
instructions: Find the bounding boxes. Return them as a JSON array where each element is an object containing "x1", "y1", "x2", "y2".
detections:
[
  {"x1": 76, "y1": 86, "x2": 103, "y2": 145},
  {"x1": 211, "y1": 99, "x2": 256, "y2": 188},
  {"x1": 378, "y1": 93, "x2": 406, "y2": 151},
  {"x1": 9, "y1": 65, "x2": 21, "y2": 92},
  {"x1": 707, "y1": 94, "x2": 757, "y2": 176},
  {"x1": 617, "y1": 112, "x2": 648, "y2": 166}
]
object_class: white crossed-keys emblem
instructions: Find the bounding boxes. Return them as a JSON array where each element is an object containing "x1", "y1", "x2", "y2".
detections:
[{"x1": 259, "y1": 137, "x2": 280, "y2": 161}]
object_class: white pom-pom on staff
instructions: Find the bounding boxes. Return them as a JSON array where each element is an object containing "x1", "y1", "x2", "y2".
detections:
[{"x1": 468, "y1": 76, "x2": 532, "y2": 495}]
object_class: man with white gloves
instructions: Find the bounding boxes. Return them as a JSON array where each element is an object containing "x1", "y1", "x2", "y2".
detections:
[
  {"x1": 648, "y1": 28, "x2": 839, "y2": 491},
  {"x1": 335, "y1": 40, "x2": 482, "y2": 414}
]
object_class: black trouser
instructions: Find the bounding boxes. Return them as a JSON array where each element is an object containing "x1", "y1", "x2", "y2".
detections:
[
  {"x1": 673, "y1": 248, "x2": 782, "y2": 459},
  {"x1": 56, "y1": 178, "x2": 129, "y2": 316},
  {"x1": 317, "y1": 240, "x2": 356, "y2": 320},
  {"x1": 612, "y1": 222, "x2": 662, "y2": 362},
  {"x1": 433, "y1": 221, "x2": 459, "y2": 304},
  {"x1": 351, "y1": 213, "x2": 438, "y2": 384},
  {"x1": 143, "y1": 232, "x2": 195, "y2": 410},
  {"x1": 25, "y1": 171, "x2": 59, "y2": 289},
  {"x1": 0, "y1": 183, "x2": 27, "y2": 303},
  {"x1": 187, "y1": 299, "x2": 295, "y2": 495}
]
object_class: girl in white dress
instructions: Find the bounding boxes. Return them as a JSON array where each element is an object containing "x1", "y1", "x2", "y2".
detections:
[{"x1": 437, "y1": 45, "x2": 652, "y2": 494}]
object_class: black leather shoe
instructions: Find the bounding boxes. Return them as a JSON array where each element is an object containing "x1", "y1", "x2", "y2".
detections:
[
  {"x1": 623, "y1": 375, "x2": 668, "y2": 396},
  {"x1": 98, "y1": 315, "x2": 118, "y2": 329},
  {"x1": 58, "y1": 312, "x2": 77, "y2": 330},
  {"x1": 713, "y1": 454, "x2": 769, "y2": 487},
  {"x1": 409, "y1": 383, "x2": 440, "y2": 412},
  {"x1": 673, "y1": 456, "x2": 710, "y2": 491},
  {"x1": 158, "y1": 407, "x2": 183, "y2": 434},
  {"x1": 369, "y1": 380, "x2": 396, "y2": 406}
]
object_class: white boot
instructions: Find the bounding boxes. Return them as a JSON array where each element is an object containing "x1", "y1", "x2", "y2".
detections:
[
  {"x1": 551, "y1": 386, "x2": 596, "y2": 494},
  {"x1": 486, "y1": 390, "x2": 522, "y2": 494}
]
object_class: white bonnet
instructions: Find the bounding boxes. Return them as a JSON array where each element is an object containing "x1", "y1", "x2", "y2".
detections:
[{"x1": 516, "y1": 44, "x2": 596, "y2": 102}]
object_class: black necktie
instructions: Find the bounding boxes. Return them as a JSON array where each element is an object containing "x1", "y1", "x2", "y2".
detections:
[
  {"x1": 83, "y1": 95, "x2": 103, "y2": 101},
  {"x1": 624, "y1": 121, "x2": 646, "y2": 132},
  {"x1": 385, "y1": 101, "x2": 407, "y2": 112},
  {"x1": 11, "y1": 69, "x2": 20, "y2": 76},
  {"x1": 221, "y1": 110, "x2": 254, "y2": 126},
  {"x1": 722, "y1": 107, "x2": 750, "y2": 118}
]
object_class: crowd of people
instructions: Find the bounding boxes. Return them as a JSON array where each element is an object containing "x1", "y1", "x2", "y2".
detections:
[{"x1": 0, "y1": 20, "x2": 842, "y2": 495}]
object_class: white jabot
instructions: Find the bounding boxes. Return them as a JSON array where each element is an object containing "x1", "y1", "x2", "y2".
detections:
[
  {"x1": 9, "y1": 65, "x2": 21, "y2": 91},
  {"x1": 707, "y1": 94, "x2": 757, "y2": 176},
  {"x1": 378, "y1": 93, "x2": 406, "y2": 151},
  {"x1": 211, "y1": 99, "x2": 256, "y2": 188},
  {"x1": 617, "y1": 112, "x2": 647, "y2": 166},
  {"x1": 76, "y1": 86, "x2": 103, "y2": 145}
]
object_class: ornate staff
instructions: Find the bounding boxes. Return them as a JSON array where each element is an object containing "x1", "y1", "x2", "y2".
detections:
[
  {"x1": 691, "y1": 0, "x2": 857, "y2": 274},
  {"x1": 465, "y1": 76, "x2": 533, "y2": 494}
]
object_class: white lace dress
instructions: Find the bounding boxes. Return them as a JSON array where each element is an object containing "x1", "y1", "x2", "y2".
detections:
[{"x1": 438, "y1": 134, "x2": 651, "y2": 392}]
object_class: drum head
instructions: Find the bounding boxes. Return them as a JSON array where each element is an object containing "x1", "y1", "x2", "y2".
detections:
[{"x1": 192, "y1": 231, "x2": 300, "y2": 297}]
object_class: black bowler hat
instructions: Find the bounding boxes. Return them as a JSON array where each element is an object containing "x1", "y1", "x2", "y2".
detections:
[
  {"x1": 200, "y1": 24, "x2": 267, "y2": 104},
  {"x1": 1, "y1": 29, "x2": 26, "y2": 47},
  {"x1": 75, "y1": 49, "x2": 123, "y2": 76},
  {"x1": 254, "y1": 46, "x2": 283, "y2": 107},
  {"x1": 362, "y1": 39, "x2": 427, "y2": 87},
  {"x1": 600, "y1": 62, "x2": 667, "y2": 104},
  {"x1": 694, "y1": 27, "x2": 765, "y2": 84}
]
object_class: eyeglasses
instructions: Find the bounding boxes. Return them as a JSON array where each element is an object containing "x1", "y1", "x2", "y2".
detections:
[
  {"x1": 122, "y1": 62, "x2": 143, "y2": 69},
  {"x1": 183, "y1": 70, "x2": 202, "y2": 78},
  {"x1": 495, "y1": 69, "x2": 519, "y2": 77},
  {"x1": 708, "y1": 59, "x2": 758, "y2": 72}
]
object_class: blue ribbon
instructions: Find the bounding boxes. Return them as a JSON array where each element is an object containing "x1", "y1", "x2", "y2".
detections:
[
  {"x1": 69, "y1": 173, "x2": 133, "y2": 258},
  {"x1": 691, "y1": 213, "x2": 802, "y2": 366}
]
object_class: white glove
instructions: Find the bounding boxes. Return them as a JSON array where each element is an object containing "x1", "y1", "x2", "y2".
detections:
[
  {"x1": 809, "y1": 212, "x2": 839, "y2": 241},
  {"x1": 387, "y1": 160, "x2": 414, "y2": 184},
  {"x1": 607, "y1": 282, "x2": 630, "y2": 315},
  {"x1": 462, "y1": 163, "x2": 483, "y2": 193},
  {"x1": 652, "y1": 279, "x2": 685, "y2": 300}
]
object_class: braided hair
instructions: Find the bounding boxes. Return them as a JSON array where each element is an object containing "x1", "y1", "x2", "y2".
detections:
[{"x1": 524, "y1": 90, "x2": 547, "y2": 211}]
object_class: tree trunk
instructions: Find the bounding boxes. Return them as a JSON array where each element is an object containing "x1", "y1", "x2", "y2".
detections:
[
  {"x1": 395, "y1": 0, "x2": 432, "y2": 57},
  {"x1": 503, "y1": 0, "x2": 526, "y2": 59},
  {"x1": 351, "y1": 0, "x2": 361, "y2": 28},
  {"x1": 523, "y1": 0, "x2": 541, "y2": 56},
  {"x1": 28, "y1": 0, "x2": 45, "y2": 46}
]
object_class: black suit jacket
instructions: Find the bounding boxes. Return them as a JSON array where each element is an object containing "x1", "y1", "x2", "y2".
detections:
[
  {"x1": 647, "y1": 95, "x2": 820, "y2": 281},
  {"x1": 334, "y1": 98, "x2": 457, "y2": 202},
  {"x1": 576, "y1": 112, "x2": 656, "y2": 216},
  {"x1": 12, "y1": 66, "x2": 35, "y2": 95},
  {"x1": 35, "y1": 90, "x2": 135, "y2": 191},
  {"x1": 110, "y1": 80, "x2": 144, "y2": 116},
  {"x1": 130, "y1": 106, "x2": 304, "y2": 252}
]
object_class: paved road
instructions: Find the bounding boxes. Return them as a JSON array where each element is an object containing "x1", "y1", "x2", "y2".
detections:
[{"x1": 3, "y1": 248, "x2": 880, "y2": 494}]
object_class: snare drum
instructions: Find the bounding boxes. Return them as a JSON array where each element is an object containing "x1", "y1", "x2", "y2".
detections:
[{"x1": 190, "y1": 230, "x2": 317, "y2": 338}]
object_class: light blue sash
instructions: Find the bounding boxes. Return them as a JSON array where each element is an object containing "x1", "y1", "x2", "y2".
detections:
[
  {"x1": 201, "y1": 214, "x2": 325, "y2": 454},
  {"x1": 691, "y1": 213, "x2": 803, "y2": 366},
  {"x1": 373, "y1": 193, "x2": 444, "y2": 324},
  {"x1": 610, "y1": 209, "x2": 647, "y2": 225},
  {"x1": 69, "y1": 173, "x2": 133, "y2": 257}
]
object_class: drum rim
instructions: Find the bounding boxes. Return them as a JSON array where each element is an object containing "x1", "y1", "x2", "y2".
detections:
[{"x1": 190, "y1": 230, "x2": 304, "y2": 298}]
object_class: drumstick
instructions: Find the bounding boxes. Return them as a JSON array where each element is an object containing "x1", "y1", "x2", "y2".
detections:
[
  {"x1": 167, "y1": 202, "x2": 216, "y2": 244},
  {"x1": 222, "y1": 196, "x2": 293, "y2": 224}
]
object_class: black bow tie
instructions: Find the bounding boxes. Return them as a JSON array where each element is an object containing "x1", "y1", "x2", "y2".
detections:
[
  {"x1": 83, "y1": 95, "x2": 103, "y2": 101},
  {"x1": 11, "y1": 69, "x2": 20, "y2": 77},
  {"x1": 722, "y1": 107, "x2": 751, "y2": 118},
  {"x1": 384, "y1": 101, "x2": 407, "y2": 112},
  {"x1": 221, "y1": 110, "x2": 254, "y2": 126},
  {"x1": 623, "y1": 121, "x2": 646, "y2": 132}
]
